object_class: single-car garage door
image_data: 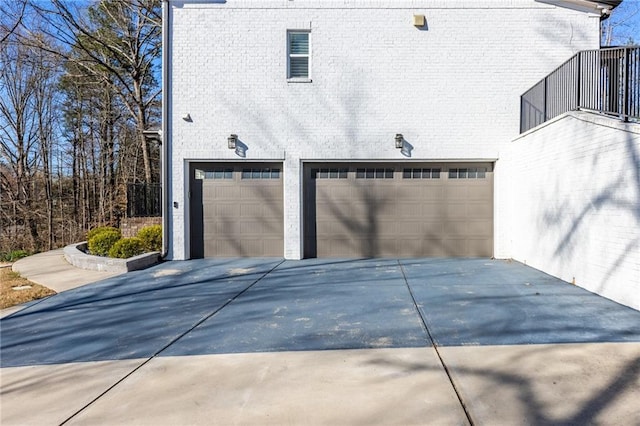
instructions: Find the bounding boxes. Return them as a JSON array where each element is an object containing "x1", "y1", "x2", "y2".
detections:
[
  {"x1": 190, "y1": 163, "x2": 283, "y2": 257},
  {"x1": 304, "y1": 163, "x2": 493, "y2": 258}
]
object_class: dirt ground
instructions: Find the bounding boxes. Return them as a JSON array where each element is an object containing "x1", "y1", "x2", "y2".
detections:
[{"x1": 0, "y1": 266, "x2": 56, "y2": 309}]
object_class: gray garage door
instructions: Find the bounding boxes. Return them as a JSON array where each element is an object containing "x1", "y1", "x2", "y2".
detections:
[
  {"x1": 190, "y1": 163, "x2": 283, "y2": 257},
  {"x1": 304, "y1": 163, "x2": 493, "y2": 258}
]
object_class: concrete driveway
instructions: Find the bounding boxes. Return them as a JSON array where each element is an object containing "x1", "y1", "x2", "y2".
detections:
[{"x1": 1, "y1": 258, "x2": 639, "y2": 425}]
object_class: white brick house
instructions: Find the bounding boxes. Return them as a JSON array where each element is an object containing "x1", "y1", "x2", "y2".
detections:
[{"x1": 162, "y1": 0, "x2": 616, "y2": 261}]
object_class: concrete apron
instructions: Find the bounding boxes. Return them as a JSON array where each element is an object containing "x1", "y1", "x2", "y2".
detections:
[
  {"x1": 1, "y1": 348, "x2": 468, "y2": 425},
  {"x1": 2, "y1": 343, "x2": 639, "y2": 425},
  {"x1": 441, "y1": 342, "x2": 640, "y2": 426}
]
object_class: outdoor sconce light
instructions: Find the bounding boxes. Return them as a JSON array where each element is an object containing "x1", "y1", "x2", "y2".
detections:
[
  {"x1": 182, "y1": 113, "x2": 192, "y2": 122},
  {"x1": 395, "y1": 133, "x2": 404, "y2": 149},
  {"x1": 413, "y1": 14, "x2": 425, "y2": 27},
  {"x1": 228, "y1": 134, "x2": 238, "y2": 149}
]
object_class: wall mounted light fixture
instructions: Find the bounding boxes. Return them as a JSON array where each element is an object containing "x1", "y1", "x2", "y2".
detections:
[
  {"x1": 182, "y1": 113, "x2": 192, "y2": 122},
  {"x1": 413, "y1": 14, "x2": 426, "y2": 27},
  {"x1": 395, "y1": 133, "x2": 404, "y2": 149},
  {"x1": 228, "y1": 134, "x2": 238, "y2": 149}
]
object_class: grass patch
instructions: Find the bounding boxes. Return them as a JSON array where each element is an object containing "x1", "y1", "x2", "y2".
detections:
[{"x1": 0, "y1": 267, "x2": 56, "y2": 309}]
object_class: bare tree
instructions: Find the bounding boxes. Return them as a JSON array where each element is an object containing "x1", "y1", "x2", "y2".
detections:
[
  {"x1": 30, "y1": 0, "x2": 161, "y2": 184},
  {"x1": 602, "y1": 2, "x2": 640, "y2": 46},
  {"x1": 0, "y1": 0, "x2": 27, "y2": 46}
]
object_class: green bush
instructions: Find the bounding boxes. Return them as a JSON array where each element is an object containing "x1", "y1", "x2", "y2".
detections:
[
  {"x1": 1, "y1": 250, "x2": 30, "y2": 262},
  {"x1": 108, "y1": 237, "x2": 145, "y2": 259},
  {"x1": 86, "y1": 226, "x2": 120, "y2": 242},
  {"x1": 88, "y1": 229, "x2": 122, "y2": 257},
  {"x1": 137, "y1": 225, "x2": 162, "y2": 252}
]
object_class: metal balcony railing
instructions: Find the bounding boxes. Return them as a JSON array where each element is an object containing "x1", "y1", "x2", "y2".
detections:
[{"x1": 520, "y1": 46, "x2": 640, "y2": 133}]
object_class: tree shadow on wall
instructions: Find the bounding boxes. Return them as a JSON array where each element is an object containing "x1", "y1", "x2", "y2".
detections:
[{"x1": 542, "y1": 123, "x2": 640, "y2": 291}]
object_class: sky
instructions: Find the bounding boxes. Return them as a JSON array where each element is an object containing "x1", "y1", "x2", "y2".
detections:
[{"x1": 604, "y1": 0, "x2": 640, "y2": 45}]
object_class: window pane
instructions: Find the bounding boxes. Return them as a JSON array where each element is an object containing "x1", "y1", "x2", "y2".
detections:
[
  {"x1": 366, "y1": 169, "x2": 374, "y2": 179},
  {"x1": 289, "y1": 57, "x2": 308, "y2": 78},
  {"x1": 339, "y1": 169, "x2": 348, "y2": 179},
  {"x1": 356, "y1": 169, "x2": 365, "y2": 179},
  {"x1": 432, "y1": 168, "x2": 441, "y2": 179},
  {"x1": 459, "y1": 168, "x2": 468, "y2": 179},
  {"x1": 385, "y1": 169, "x2": 394, "y2": 179},
  {"x1": 271, "y1": 169, "x2": 280, "y2": 179},
  {"x1": 242, "y1": 170, "x2": 251, "y2": 179},
  {"x1": 449, "y1": 169, "x2": 457, "y2": 179},
  {"x1": 289, "y1": 33, "x2": 309, "y2": 54}
]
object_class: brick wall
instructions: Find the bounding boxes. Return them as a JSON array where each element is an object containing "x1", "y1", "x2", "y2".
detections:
[
  {"x1": 120, "y1": 217, "x2": 162, "y2": 238},
  {"x1": 167, "y1": 0, "x2": 600, "y2": 259},
  {"x1": 496, "y1": 112, "x2": 640, "y2": 310}
]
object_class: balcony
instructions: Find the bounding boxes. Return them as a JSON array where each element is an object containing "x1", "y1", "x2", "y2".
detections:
[{"x1": 521, "y1": 46, "x2": 640, "y2": 133}]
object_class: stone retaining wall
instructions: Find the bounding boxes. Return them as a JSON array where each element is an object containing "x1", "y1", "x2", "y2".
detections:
[{"x1": 120, "y1": 217, "x2": 162, "y2": 238}]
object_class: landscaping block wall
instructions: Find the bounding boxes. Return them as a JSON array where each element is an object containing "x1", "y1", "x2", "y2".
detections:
[{"x1": 496, "y1": 112, "x2": 640, "y2": 311}]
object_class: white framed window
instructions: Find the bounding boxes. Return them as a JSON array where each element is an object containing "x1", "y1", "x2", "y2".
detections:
[{"x1": 287, "y1": 31, "x2": 310, "y2": 81}]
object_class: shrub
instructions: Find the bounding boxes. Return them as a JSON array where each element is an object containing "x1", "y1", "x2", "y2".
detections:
[
  {"x1": 137, "y1": 225, "x2": 162, "y2": 252},
  {"x1": 86, "y1": 226, "x2": 120, "y2": 242},
  {"x1": 108, "y1": 237, "x2": 145, "y2": 259},
  {"x1": 1, "y1": 250, "x2": 30, "y2": 262},
  {"x1": 88, "y1": 229, "x2": 122, "y2": 257}
]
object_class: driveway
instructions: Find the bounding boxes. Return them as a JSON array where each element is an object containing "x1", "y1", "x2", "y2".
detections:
[{"x1": 1, "y1": 258, "x2": 639, "y2": 425}]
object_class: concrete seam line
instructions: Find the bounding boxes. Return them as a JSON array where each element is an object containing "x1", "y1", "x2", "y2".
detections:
[
  {"x1": 58, "y1": 259, "x2": 287, "y2": 426},
  {"x1": 397, "y1": 260, "x2": 475, "y2": 426}
]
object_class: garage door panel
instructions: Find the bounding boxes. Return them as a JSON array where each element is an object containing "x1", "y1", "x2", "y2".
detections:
[
  {"x1": 468, "y1": 202, "x2": 492, "y2": 218},
  {"x1": 420, "y1": 204, "x2": 446, "y2": 218},
  {"x1": 467, "y1": 221, "x2": 493, "y2": 237},
  {"x1": 317, "y1": 238, "x2": 353, "y2": 257},
  {"x1": 212, "y1": 186, "x2": 236, "y2": 200},
  {"x1": 443, "y1": 203, "x2": 469, "y2": 219},
  {"x1": 397, "y1": 203, "x2": 423, "y2": 219},
  {"x1": 442, "y1": 221, "x2": 469, "y2": 236},
  {"x1": 467, "y1": 239, "x2": 493, "y2": 257},
  {"x1": 422, "y1": 186, "x2": 445, "y2": 200},
  {"x1": 397, "y1": 239, "x2": 423, "y2": 257},
  {"x1": 319, "y1": 185, "x2": 351, "y2": 200},
  {"x1": 397, "y1": 220, "x2": 424, "y2": 235},
  {"x1": 467, "y1": 186, "x2": 492, "y2": 201}
]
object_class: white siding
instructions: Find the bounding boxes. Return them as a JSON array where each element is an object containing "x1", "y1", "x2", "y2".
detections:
[{"x1": 167, "y1": 0, "x2": 600, "y2": 259}]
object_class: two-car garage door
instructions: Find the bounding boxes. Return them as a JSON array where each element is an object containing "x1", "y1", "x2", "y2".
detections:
[
  {"x1": 189, "y1": 162, "x2": 493, "y2": 258},
  {"x1": 304, "y1": 163, "x2": 493, "y2": 258}
]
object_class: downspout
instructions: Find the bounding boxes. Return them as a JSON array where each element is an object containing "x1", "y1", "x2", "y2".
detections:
[{"x1": 161, "y1": 0, "x2": 170, "y2": 259}]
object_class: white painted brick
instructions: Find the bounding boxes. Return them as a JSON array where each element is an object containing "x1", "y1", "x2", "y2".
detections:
[
  {"x1": 167, "y1": 0, "x2": 600, "y2": 260},
  {"x1": 496, "y1": 112, "x2": 640, "y2": 310}
]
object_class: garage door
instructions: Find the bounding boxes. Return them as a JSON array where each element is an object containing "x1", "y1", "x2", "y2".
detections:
[
  {"x1": 304, "y1": 163, "x2": 493, "y2": 258},
  {"x1": 190, "y1": 163, "x2": 283, "y2": 257}
]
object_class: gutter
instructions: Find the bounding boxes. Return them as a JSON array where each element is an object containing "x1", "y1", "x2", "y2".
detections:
[
  {"x1": 535, "y1": 0, "x2": 620, "y2": 18},
  {"x1": 161, "y1": 0, "x2": 170, "y2": 259}
]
